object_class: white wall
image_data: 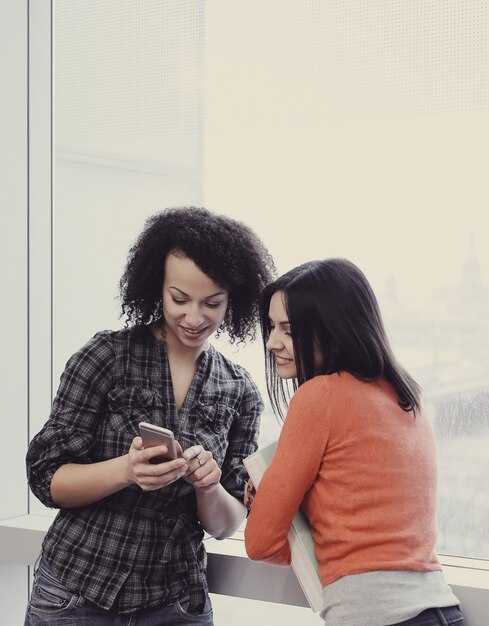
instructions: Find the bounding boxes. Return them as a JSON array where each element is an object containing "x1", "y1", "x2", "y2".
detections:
[
  {"x1": 0, "y1": 0, "x2": 28, "y2": 523},
  {"x1": 0, "y1": 0, "x2": 30, "y2": 619}
]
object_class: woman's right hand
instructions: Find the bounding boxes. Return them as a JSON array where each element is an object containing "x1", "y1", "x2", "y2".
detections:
[{"x1": 126, "y1": 436, "x2": 188, "y2": 491}]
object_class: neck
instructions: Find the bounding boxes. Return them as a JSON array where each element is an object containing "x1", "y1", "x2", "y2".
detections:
[{"x1": 152, "y1": 321, "x2": 207, "y2": 363}]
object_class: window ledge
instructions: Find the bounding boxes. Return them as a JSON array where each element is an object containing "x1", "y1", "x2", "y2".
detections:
[{"x1": 1, "y1": 514, "x2": 488, "y2": 611}]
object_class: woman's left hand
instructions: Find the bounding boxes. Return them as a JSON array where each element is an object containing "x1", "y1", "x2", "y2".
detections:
[
  {"x1": 180, "y1": 443, "x2": 222, "y2": 491},
  {"x1": 244, "y1": 478, "x2": 256, "y2": 511}
]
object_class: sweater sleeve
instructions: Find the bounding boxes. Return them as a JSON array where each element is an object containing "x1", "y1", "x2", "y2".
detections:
[{"x1": 244, "y1": 377, "x2": 331, "y2": 565}]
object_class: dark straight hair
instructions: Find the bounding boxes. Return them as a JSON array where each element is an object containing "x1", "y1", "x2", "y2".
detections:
[{"x1": 260, "y1": 258, "x2": 421, "y2": 419}]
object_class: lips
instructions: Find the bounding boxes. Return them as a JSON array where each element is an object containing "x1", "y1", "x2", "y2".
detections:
[
  {"x1": 275, "y1": 355, "x2": 293, "y2": 366},
  {"x1": 180, "y1": 325, "x2": 208, "y2": 340}
]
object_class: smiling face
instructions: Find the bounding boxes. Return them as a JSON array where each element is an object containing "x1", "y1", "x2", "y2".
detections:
[
  {"x1": 161, "y1": 252, "x2": 229, "y2": 353},
  {"x1": 266, "y1": 291, "x2": 298, "y2": 379}
]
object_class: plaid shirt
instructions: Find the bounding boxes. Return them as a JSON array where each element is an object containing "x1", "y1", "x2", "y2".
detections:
[{"x1": 26, "y1": 326, "x2": 262, "y2": 614}]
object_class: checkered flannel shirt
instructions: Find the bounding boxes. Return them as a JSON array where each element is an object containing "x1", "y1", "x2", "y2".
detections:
[{"x1": 26, "y1": 326, "x2": 263, "y2": 614}]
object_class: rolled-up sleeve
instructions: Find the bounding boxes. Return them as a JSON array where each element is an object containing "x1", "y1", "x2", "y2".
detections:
[
  {"x1": 220, "y1": 370, "x2": 263, "y2": 501},
  {"x1": 26, "y1": 331, "x2": 114, "y2": 507}
]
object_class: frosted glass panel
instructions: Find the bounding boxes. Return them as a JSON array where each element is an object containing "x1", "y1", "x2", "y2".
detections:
[
  {"x1": 204, "y1": 1, "x2": 489, "y2": 561},
  {"x1": 52, "y1": 0, "x2": 204, "y2": 390}
]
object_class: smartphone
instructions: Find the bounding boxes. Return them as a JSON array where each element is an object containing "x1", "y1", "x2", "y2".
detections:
[{"x1": 139, "y1": 422, "x2": 179, "y2": 463}]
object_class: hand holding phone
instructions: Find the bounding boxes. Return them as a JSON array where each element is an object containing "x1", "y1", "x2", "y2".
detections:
[{"x1": 139, "y1": 422, "x2": 180, "y2": 464}]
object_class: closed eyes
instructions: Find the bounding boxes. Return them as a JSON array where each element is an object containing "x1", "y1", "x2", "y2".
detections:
[{"x1": 171, "y1": 297, "x2": 223, "y2": 308}]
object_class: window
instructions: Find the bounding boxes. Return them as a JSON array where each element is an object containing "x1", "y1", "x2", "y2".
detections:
[
  {"x1": 203, "y1": 0, "x2": 489, "y2": 562},
  {"x1": 48, "y1": 0, "x2": 489, "y2": 565}
]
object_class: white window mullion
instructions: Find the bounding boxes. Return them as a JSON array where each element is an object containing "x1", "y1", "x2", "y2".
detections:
[{"x1": 28, "y1": 0, "x2": 54, "y2": 517}]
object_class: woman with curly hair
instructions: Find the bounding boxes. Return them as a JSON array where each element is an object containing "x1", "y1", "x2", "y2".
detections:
[{"x1": 25, "y1": 207, "x2": 275, "y2": 625}]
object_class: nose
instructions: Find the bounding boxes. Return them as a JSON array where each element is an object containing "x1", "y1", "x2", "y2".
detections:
[
  {"x1": 184, "y1": 305, "x2": 205, "y2": 328},
  {"x1": 266, "y1": 329, "x2": 284, "y2": 352}
]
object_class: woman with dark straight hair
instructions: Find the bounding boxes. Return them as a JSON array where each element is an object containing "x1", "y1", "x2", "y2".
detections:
[{"x1": 245, "y1": 258, "x2": 464, "y2": 626}]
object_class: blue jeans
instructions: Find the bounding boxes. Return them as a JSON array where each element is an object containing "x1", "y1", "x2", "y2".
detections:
[
  {"x1": 25, "y1": 554, "x2": 213, "y2": 625},
  {"x1": 390, "y1": 606, "x2": 464, "y2": 626}
]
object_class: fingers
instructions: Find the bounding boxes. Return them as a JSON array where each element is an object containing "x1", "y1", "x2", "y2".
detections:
[
  {"x1": 192, "y1": 463, "x2": 221, "y2": 490},
  {"x1": 174, "y1": 441, "x2": 185, "y2": 458},
  {"x1": 244, "y1": 479, "x2": 256, "y2": 510},
  {"x1": 183, "y1": 445, "x2": 204, "y2": 461},
  {"x1": 128, "y1": 436, "x2": 188, "y2": 491},
  {"x1": 137, "y1": 457, "x2": 188, "y2": 491},
  {"x1": 132, "y1": 436, "x2": 144, "y2": 450},
  {"x1": 128, "y1": 438, "x2": 222, "y2": 491},
  {"x1": 183, "y1": 447, "x2": 221, "y2": 489},
  {"x1": 134, "y1": 436, "x2": 177, "y2": 464},
  {"x1": 183, "y1": 447, "x2": 211, "y2": 476}
]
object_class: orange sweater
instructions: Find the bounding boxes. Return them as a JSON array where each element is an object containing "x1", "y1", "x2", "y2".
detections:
[{"x1": 245, "y1": 373, "x2": 441, "y2": 587}]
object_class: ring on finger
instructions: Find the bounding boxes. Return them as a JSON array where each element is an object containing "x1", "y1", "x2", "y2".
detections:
[{"x1": 197, "y1": 456, "x2": 206, "y2": 467}]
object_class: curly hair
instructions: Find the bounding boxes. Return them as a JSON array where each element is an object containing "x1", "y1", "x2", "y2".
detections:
[{"x1": 120, "y1": 207, "x2": 276, "y2": 343}]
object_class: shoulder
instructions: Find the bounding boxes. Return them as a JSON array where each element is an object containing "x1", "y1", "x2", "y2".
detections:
[
  {"x1": 206, "y1": 345, "x2": 263, "y2": 403},
  {"x1": 295, "y1": 371, "x2": 377, "y2": 395},
  {"x1": 293, "y1": 372, "x2": 408, "y2": 423},
  {"x1": 56, "y1": 330, "x2": 120, "y2": 396},
  {"x1": 207, "y1": 344, "x2": 253, "y2": 382},
  {"x1": 79, "y1": 326, "x2": 159, "y2": 372},
  {"x1": 68, "y1": 329, "x2": 116, "y2": 363},
  {"x1": 291, "y1": 373, "x2": 334, "y2": 400},
  {"x1": 57, "y1": 331, "x2": 117, "y2": 384},
  {"x1": 64, "y1": 327, "x2": 149, "y2": 370},
  {"x1": 85, "y1": 325, "x2": 156, "y2": 352},
  {"x1": 289, "y1": 371, "x2": 363, "y2": 408}
]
